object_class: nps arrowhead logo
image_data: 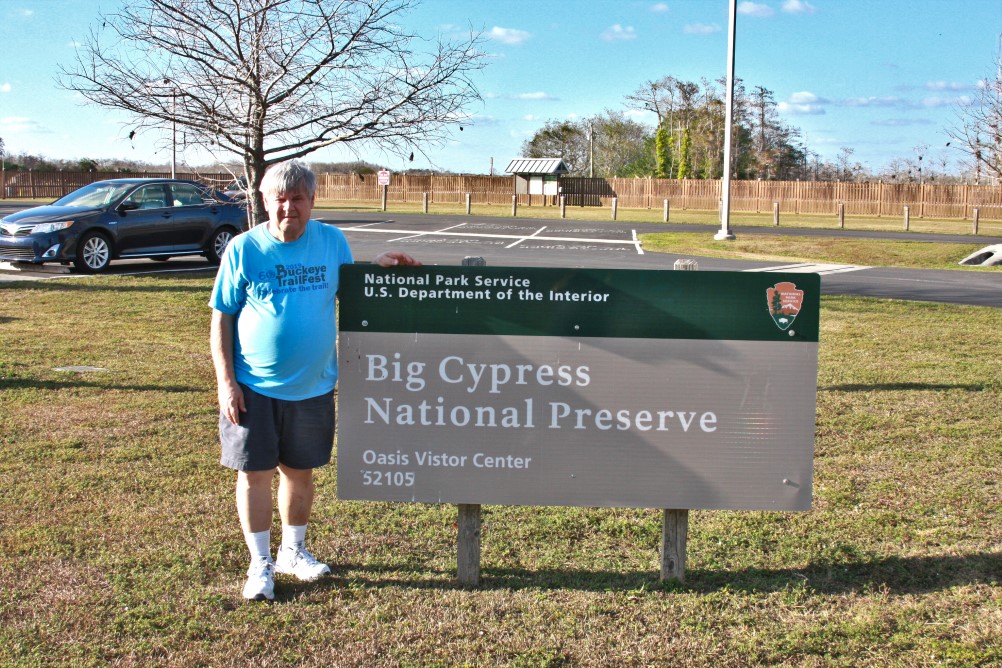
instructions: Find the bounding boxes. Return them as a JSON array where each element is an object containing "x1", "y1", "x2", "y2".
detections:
[{"x1": 766, "y1": 281, "x2": 804, "y2": 331}]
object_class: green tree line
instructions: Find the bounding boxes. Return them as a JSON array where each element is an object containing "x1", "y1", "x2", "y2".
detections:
[{"x1": 522, "y1": 75, "x2": 813, "y2": 181}]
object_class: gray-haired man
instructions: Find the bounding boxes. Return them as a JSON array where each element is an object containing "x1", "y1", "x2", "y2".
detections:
[{"x1": 209, "y1": 160, "x2": 420, "y2": 600}]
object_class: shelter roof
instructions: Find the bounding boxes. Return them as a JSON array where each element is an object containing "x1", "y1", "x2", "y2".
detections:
[{"x1": 504, "y1": 158, "x2": 570, "y2": 175}]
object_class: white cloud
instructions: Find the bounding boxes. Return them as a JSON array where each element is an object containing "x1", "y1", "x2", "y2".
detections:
[
  {"x1": 469, "y1": 114, "x2": 500, "y2": 127},
  {"x1": 777, "y1": 102, "x2": 825, "y2": 115},
  {"x1": 513, "y1": 92, "x2": 557, "y2": 101},
  {"x1": 684, "y1": 23, "x2": 721, "y2": 35},
  {"x1": 523, "y1": 114, "x2": 538, "y2": 121},
  {"x1": 600, "y1": 24, "x2": 637, "y2": 41},
  {"x1": 738, "y1": 2, "x2": 774, "y2": 17},
  {"x1": 0, "y1": 83, "x2": 11, "y2": 93},
  {"x1": 843, "y1": 96, "x2": 906, "y2": 108},
  {"x1": 488, "y1": 26, "x2": 530, "y2": 45},
  {"x1": 782, "y1": 0, "x2": 817, "y2": 14},
  {"x1": 779, "y1": 93, "x2": 827, "y2": 115},
  {"x1": 921, "y1": 96, "x2": 960, "y2": 109},
  {"x1": 19, "y1": 9, "x2": 34, "y2": 18},
  {"x1": 650, "y1": 3, "x2": 670, "y2": 12},
  {"x1": 789, "y1": 91, "x2": 825, "y2": 104},
  {"x1": 872, "y1": 118, "x2": 933, "y2": 127},
  {"x1": 926, "y1": 81, "x2": 975, "y2": 92},
  {"x1": 0, "y1": 116, "x2": 48, "y2": 133}
]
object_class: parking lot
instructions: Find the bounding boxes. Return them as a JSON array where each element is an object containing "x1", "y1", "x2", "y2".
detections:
[{"x1": 2, "y1": 207, "x2": 1000, "y2": 307}]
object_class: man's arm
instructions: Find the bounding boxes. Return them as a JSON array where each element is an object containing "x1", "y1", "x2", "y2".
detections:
[{"x1": 210, "y1": 309, "x2": 245, "y2": 425}]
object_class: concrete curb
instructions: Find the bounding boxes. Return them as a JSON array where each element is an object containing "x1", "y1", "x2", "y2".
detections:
[{"x1": 0, "y1": 261, "x2": 72, "y2": 274}]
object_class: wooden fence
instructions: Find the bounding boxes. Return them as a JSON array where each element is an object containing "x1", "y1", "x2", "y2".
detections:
[
  {"x1": 316, "y1": 173, "x2": 517, "y2": 205},
  {"x1": 0, "y1": 170, "x2": 235, "y2": 200},
  {"x1": 5, "y1": 170, "x2": 1002, "y2": 220},
  {"x1": 317, "y1": 174, "x2": 1002, "y2": 220},
  {"x1": 558, "y1": 177, "x2": 1002, "y2": 220}
]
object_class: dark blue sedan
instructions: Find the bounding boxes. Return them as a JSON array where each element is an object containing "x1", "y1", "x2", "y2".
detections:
[{"x1": 0, "y1": 178, "x2": 248, "y2": 272}]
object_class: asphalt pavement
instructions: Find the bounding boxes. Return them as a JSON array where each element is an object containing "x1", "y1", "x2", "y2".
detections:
[
  {"x1": 318, "y1": 212, "x2": 1002, "y2": 308},
  {"x1": 1, "y1": 205, "x2": 1000, "y2": 307}
]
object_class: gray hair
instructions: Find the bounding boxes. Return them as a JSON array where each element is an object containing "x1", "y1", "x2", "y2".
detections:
[{"x1": 260, "y1": 160, "x2": 316, "y2": 198}]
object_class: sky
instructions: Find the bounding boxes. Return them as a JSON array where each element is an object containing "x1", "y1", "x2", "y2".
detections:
[{"x1": 1, "y1": 0, "x2": 1000, "y2": 176}]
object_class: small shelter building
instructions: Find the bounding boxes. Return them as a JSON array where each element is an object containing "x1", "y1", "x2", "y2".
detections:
[{"x1": 505, "y1": 158, "x2": 570, "y2": 197}]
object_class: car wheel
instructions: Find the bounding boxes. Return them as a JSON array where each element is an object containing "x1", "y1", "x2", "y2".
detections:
[
  {"x1": 74, "y1": 232, "x2": 112, "y2": 273},
  {"x1": 206, "y1": 227, "x2": 235, "y2": 264}
]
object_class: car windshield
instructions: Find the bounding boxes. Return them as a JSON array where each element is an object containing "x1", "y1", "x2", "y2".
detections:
[{"x1": 53, "y1": 183, "x2": 136, "y2": 208}]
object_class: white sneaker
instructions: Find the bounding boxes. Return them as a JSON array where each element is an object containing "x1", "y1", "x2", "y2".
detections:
[
  {"x1": 274, "y1": 542, "x2": 331, "y2": 581},
  {"x1": 242, "y1": 557, "x2": 275, "y2": 601}
]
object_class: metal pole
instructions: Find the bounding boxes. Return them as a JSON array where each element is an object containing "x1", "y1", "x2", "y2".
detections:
[
  {"x1": 171, "y1": 113, "x2": 177, "y2": 179},
  {"x1": 165, "y1": 80, "x2": 176, "y2": 179},
  {"x1": 589, "y1": 123, "x2": 594, "y2": 178},
  {"x1": 715, "y1": 0, "x2": 737, "y2": 241}
]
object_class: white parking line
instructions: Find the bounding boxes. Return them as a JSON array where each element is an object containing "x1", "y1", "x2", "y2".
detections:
[
  {"x1": 505, "y1": 226, "x2": 548, "y2": 249},
  {"x1": 632, "y1": 229, "x2": 644, "y2": 255},
  {"x1": 345, "y1": 221, "x2": 394, "y2": 228},
  {"x1": 339, "y1": 222, "x2": 642, "y2": 252},
  {"x1": 387, "y1": 222, "x2": 470, "y2": 243},
  {"x1": 743, "y1": 263, "x2": 869, "y2": 275}
]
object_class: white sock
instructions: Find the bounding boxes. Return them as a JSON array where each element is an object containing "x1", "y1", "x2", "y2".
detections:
[
  {"x1": 282, "y1": 523, "x2": 308, "y2": 549},
  {"x1": 244, "y1": 529, "x2": 271, "y2": 562}
]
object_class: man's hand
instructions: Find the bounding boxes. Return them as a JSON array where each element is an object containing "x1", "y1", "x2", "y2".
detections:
[
  {"x1": 218, "y1": 381, "x2": 246, "y2": 426},
  {"x1": 210, "y1": 309, "x2": 246, "y2": 426},
  {"x1": 374, "y1": 251, "x2": 422, "y2": 267}
]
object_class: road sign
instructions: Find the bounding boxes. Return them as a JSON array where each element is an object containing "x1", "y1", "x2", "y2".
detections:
[{"x1": 377, "y1": 170, "x2": 391, "y2": 186}]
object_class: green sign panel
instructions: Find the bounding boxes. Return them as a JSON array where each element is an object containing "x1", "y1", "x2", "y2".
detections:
[
  {"x1": 337, "y1": 265, "x2": 819, "y2": 511},
  {"x1": 338, "y1": 265, "x2": 819, "y2": 342}
]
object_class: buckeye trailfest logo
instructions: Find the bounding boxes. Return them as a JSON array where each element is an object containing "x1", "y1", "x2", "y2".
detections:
[{"x1": 766, "y1": 281, "x2": 804, "y2": 331}]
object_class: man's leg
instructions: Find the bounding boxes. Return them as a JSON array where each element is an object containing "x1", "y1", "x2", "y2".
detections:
[
  {"x1": 276, "y1": 464, "x2": 314, "y2": 527},
  {"x1": 274, "y1": 464, "x2": 330, "y2": 580},
  {"x1": 236, "y1": 468, "x2": 277, "y2": 601},
  {"x1": 237, "y1": 469, "x2": 276, "y2": 534}
]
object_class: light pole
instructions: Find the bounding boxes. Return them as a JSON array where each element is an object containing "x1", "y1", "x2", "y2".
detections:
[
  {"x1": 715, "y1": 0, "x2": 737, "y2": 241},
  {"x1": 164, "y1": 79, "x2": 177, "y2": 178}
]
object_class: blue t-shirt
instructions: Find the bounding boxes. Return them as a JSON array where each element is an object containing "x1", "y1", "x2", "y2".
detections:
[{"x1": 209, "y1": 219, "x2": 354, "y2": 401}]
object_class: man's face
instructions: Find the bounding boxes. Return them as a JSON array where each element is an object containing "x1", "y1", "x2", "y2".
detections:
[{"x1": 264, "y1": 185, "x2": 315, "y2": 241}]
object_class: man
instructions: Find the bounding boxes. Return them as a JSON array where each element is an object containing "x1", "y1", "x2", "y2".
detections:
[{"x1": 209, "y1": 160, "x2": 420, "y2": 601}]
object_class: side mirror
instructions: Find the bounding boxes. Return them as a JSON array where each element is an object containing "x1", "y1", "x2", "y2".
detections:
[{"x1": 117, "y1": 201, "x2": 140, "y2": 213}]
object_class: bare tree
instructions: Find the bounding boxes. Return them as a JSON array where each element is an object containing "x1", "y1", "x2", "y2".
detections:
[
  {"x1": 587, "y1": 110, "x2": 651, "y2": 178},
  {"x1": 625, "y1": 75, "x2": 679, "y2": 125},
  {"x1": 948, "y1": 53, "x2": 1002, "y2": 184},
  {"x1": 520, "y1": 120, "x2": 588, "y2": 174},
  {"x1": 59, "y1": 0, "x2": 485, "y2": 222}
]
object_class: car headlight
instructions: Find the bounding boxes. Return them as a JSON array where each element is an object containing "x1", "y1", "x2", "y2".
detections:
[{"x1": 32, "y1": 221, "x2": 75, "y2": 234}]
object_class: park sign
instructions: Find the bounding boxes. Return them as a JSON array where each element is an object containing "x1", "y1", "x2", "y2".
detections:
[{"x1": 336, "y1": 265, "x2": 820, "y2": 511}]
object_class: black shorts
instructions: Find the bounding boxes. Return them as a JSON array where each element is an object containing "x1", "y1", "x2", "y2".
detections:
[{"x1": 219, "y1": 384, "x2": 335, "y2": 471}]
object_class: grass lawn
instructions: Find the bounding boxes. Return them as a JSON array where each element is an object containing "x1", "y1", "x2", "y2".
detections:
[
  {"x1": 639, "y1": 232, "x2": 995, "y2": 271},
  {"x1": 0, "y1": 273, "x2": 999, "y2": 667}
]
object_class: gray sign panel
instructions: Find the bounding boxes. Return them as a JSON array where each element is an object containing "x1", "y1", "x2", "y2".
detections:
[{"x1": 337, "y1": 332, "x2": 816, "y2": 510}]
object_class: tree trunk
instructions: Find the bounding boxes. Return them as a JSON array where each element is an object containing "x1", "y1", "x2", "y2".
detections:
[{"x1": 244, "y1": 153, "x2": 267, "y2": 227}]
